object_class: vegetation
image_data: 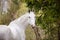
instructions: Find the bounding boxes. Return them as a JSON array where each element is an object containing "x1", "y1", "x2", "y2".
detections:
[{"x1": 0, "y1": 0, "x2": 60, "y2": 40}]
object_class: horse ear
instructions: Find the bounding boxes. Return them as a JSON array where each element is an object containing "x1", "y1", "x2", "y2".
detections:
[{"x1": 28, "y1": 9, "x2": 34, "y2": 14}]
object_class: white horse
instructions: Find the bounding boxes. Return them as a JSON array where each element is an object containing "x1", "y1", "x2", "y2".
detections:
[{"x1": 0, "y1": 11, "x2": 36, "y2": 40}]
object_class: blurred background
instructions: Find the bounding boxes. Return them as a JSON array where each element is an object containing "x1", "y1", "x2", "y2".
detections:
[{"x1": 0, "y1": 0, "x2": 60, "y2": 40}]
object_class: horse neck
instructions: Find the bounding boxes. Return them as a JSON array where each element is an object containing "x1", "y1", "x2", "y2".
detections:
[{"x1": 11, "y1": 13, "x2": 29, "y2": 30}]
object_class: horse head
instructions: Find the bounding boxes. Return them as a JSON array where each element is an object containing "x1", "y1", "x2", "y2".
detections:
[{"x1": 28, "y1": 10, "x2": 36, "y2": 27}]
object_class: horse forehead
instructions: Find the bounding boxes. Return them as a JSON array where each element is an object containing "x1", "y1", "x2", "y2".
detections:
[{"x1": 29, "y1": 13, "x2": 35, "y2": 17}]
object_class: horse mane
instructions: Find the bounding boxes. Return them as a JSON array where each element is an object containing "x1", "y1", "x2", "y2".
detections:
[
  {"x1": 17, "y1": 13, "x2": 29, "y2": 22},
  {"x1": 9, "y1": 13, "x2": 29, "y2": 25}
]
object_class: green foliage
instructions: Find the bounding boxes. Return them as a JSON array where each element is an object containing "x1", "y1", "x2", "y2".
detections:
[
  {"x1": 0, "y1": 0, "x2": 59, "y2": 40},
  {"x1": 16, "y1": 3, "x2": 28, "y2": 18},
  {"x1": 25, "y1": 0, "x2": 42, "y2": 11},
  {"x1": 0, "y1": 13, "x2": 11, "y2": 25},
  {"x1": 25, "y1": 0, "x2": 58, "y2": 40}
]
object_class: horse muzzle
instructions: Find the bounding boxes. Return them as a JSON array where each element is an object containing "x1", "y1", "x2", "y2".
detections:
[{"x1": 31, "y1": 25, "x2": 36, "y2": 28}]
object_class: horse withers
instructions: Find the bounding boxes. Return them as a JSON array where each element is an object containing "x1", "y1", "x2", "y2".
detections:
[{"x1": 0, "y1": 25, "x2": 13, "y2": 40}]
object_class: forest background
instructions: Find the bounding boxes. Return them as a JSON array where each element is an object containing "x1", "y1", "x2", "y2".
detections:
[{"x1": 0, "y1": 0, "x2": 60, "y2": 40}]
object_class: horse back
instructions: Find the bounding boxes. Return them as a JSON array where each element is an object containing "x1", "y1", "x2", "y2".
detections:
[{"x1": 0, "y1": 25, "x2": 13, "y2": 40}]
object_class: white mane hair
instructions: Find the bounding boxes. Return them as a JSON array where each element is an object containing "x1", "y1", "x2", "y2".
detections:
[
  {"x1": 9, "y1": 12, "x2": 29, "y2": 26},
  {"x1": 9, "y1": 11, "x2": 35, "y2": 27},
  {"x1": 8, "y1": 12, "x2": 30, "y2": 32}
]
